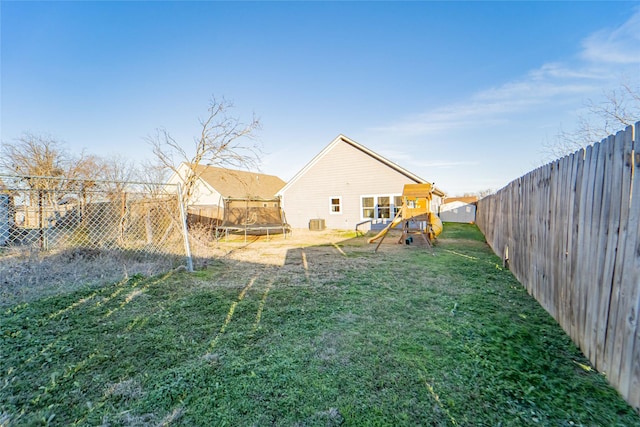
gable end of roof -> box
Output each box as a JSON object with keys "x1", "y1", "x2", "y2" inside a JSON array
[{"x1": 278, "y1": 134, "x2": 445, "y2": 196}]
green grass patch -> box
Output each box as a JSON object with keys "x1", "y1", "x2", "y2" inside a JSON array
[
  {"x1": 1, "y1": 224, "x2": 638, "y2": 426},
  {"x1": 441, "y1": 221, "x2": 487, "y2": 242}
]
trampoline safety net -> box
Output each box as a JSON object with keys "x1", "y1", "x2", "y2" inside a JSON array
[{"x1": 218, "y1": 197, "x2": 290, "y2": 240}]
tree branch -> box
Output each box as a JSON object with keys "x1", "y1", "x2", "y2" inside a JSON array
[{"x1": 147, "y1": 96, "x2": 262, "y2": 205}]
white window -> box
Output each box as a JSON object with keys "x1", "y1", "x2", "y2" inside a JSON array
[
  {"x1": 393, "y1": 196, "x2": 403, "y2": 216},
  {"x1": 330, "y1": 197, "x2": 342, "y2": 214},
  {"x1": 361, "y1": 195, "x2": 402, "y2": 220},
  {"x1": 377, "y1": 196, "x2": 390, "y2": 219},
  {"x1": 362, "y1": 196, "x2": 374, "y2": 218}
]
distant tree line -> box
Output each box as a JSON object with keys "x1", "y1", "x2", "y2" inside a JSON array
[{"x1": 0, "y1": 97, "x2": 262, "y2": 205}]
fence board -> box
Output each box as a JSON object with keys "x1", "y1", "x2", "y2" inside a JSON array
[
  {"x1": 567, "y1": 151, "x2": 582, "y2": 342},
  {"x1": 525, "y1": 170, "x2": 535, "y2": 297},
  {"x1": 576, "y1": 145, "x2": 593, "y2": 351},
  {"x1": 617, "y1": 125, "x2": 640, "y2": 409},
  {"x1": 537, "y1": 166, "x2": 548, "y2": 303},
  {"x1": 598, "y1": 131, "x2": 627, "y2": 382},
  {"x1": 557, "y1": 157, "x2": 569, "y2": 321},
  {"x1": 594, "y1": 135, "x2": 621, "y2": 371},
  {"x1": 560, "y1": 155, "x2": 575, "y2": 336},
  {"x1": 586, "y1": 141, "x2": 605, "y2": 362},
  {"x1": 558, "y1": 155, "x2": 570, "y2": 329},
  {"x1": 543, "y1": 163, "x2": 554, "y2": 313},
  {"x1": 548, "y1": 161, "x2": 559, "y2": 320}
]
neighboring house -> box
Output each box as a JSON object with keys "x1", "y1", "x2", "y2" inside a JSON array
[
  {"x1": 277, "y1": 134, "x2": 445, "y2": 231},
  {"x1": 166, "y1": 162, "x2": 286, "y2": 219},
  {"x1": 439, "y1": 196, "x2": 478, "y2": 223}
]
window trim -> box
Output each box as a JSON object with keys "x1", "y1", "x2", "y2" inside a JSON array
[
  {"x1": 376, "y1": 195, "x2": 391, "y2": 220},
  {"x1": 329, "y1": 196, "x2": 342, "y2": 215},
  {"x1": 361, "y1": 195, "x2": 375, "y2": 220}
]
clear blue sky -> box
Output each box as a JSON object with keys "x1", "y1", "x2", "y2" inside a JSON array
[{"x1": 2, "y1": 1, "x2": 639, "y2": 195}]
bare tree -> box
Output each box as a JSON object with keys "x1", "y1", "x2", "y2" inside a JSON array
[
  {"x1": 0, "y1": 133, "x2": 107, "y2": 230},
  {"x1": 147, "y1": 97, "x2": 261, "y2": 204},
  {"x1": 545, "y1": 80, "x2": 640, "y2": 158},
  {"x1": 102, "y1": 155, "x2": 134, "y2": 182},
  {"x1": 137, "y1": 158, "x2": 170, "y2": 197},
  {"x1": 0, "y1": 133, "x2": 67, "y2": 183},
  {"x1": 0, "y1": 133, "x2": 104, "y2": 185},
  {"x1": 459, "y1": 189, "x2": 494, "y2": 199},
  {"x1": 99, "y1": 154, "x2": 136, "y2": 196}
]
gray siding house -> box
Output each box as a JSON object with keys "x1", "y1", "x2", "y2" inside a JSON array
[{"x1": 277, "y1": 135, "x2": 445, "y2": 231}]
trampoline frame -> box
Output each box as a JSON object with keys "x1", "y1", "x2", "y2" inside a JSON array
[{"x1": 217, "y1": 197, "x2": 291, "y2": 242}]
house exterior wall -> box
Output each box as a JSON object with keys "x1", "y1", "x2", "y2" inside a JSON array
[
  {"x1": 280, "y1": 142, "x2": 424, "y2": 230},
  {"x1": 166, "y1": 163, "x2": 224, "y2": 206}
]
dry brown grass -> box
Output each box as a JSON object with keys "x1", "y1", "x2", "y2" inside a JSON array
[
  {"x1": 0, "y1": 228, "x2": 415, "y2": 308},
  {"x1": 0, "y1": 246, "x2": 182, "y2": 308},
  {"x1": 191, "y1": 228, "x2": 420, "y2": 265}
]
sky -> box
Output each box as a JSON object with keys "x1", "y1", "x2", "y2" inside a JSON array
[{"x1": 1, "y1": 1, "x2": 639, "y2": 196}]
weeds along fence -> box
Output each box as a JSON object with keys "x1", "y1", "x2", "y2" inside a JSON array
[
  {"x1": 0, "y1": 175, "x2": 193, "y2": 275},
  {"x1": 476, "y1": 123, "x2": 640, "y2": 412}
]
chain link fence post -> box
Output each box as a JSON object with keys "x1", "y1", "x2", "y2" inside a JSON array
[{"x1": 176, "y1": 183, "x2": 194, "y2": 272}]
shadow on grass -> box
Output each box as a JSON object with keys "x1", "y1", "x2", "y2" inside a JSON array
[
  {"x1": 1, "y1": 223, "x2": 638, "y2": 426},
  {"x1": 0, "y1": 246, "x2": 189, "y2": 309}
]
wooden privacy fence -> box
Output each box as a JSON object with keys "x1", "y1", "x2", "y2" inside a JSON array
[{"x1": 476, "y1": 123, "x2": 639, "y2": 412}]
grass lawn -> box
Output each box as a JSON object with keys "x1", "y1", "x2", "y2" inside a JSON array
[{"x1": 1, "y1": 223, "x2": 638, "y2": 426}]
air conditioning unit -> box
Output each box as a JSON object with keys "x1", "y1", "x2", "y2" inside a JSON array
[{"x1": 309, "y1": 218, "x2": 325, "y2": 231}]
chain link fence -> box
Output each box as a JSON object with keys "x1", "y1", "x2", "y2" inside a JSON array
[{"x1": 0, "y1": 175, "x2": 192, "y2": 306}]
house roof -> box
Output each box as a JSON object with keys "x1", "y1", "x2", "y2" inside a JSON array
[
  {"x1": 443, "y1": 196, "x2": 478, "y2": 205},
  {"x1": 186, "y1": 163, "x2": 286, "y2": 199},
  {"x1": 277, "y1": 134, "x2": 446, "y2": 197}
]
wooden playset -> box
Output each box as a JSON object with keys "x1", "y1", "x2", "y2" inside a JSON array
[{"x1": 367, "y1": 183, "x2": 443, "y2": 252}]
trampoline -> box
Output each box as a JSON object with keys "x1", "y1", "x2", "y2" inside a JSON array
[{"x1": 217, "y1": 197, "x2": 291, "y2": 242}]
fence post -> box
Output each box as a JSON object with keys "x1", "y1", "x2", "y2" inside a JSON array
[
  {"x1": 38, "y1": 189, "x2": 45, "y2": 250},
  {"x1": 176, "y1": 183, "x2": 193, "y2": 272},
  {"x1": 117, "y1": 191, "x2": 126, "y2": 245}
]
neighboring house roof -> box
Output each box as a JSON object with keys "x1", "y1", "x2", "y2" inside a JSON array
[
  {"x1": 443, "y1": 196, "x2": 478, "y2": 205},
  {"x1": 185, "y1": 163, "x2": 286, "y2": 199},
  {"x1": 277, "y1": 134, "x2": 446, "y2": 197}
]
